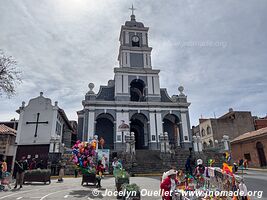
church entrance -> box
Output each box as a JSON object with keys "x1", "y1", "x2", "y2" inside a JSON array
[
  {"x1": 130, "y1": 113, "x2": 149, "y2": 149},
  {"x1": 95, "y1": 113, "x2": 115, "y2": 149},
  {"x1": 256, "y1": 142, "x2": 267, "y2": 167},
  {"x1": 163, "y1": 114, "x2": 180, "y2": 148}
]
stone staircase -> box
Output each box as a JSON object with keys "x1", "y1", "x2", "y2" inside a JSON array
[
  {"x1": 127, "y1": 149, "x2": 191, "y2": 174},
  {"x1": 130, "y1": 150, "x2": 164, "y2": 174}
]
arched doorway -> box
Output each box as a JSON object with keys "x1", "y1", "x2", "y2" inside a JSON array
[
  {"x1": 256, "y1": 142, "x2": 267, "y2": 167},
  {"x1": 209, "y1": 140, "x2": 213, "y2": 147},
  {"x1": 95, "y1": 113, "x2": 114, "y2": 149},
  {"x1": 130, "y1": 79, "x2": 146, "y2": 102},
  {"x1": 130, "y1": 113, "x2": 149, "y2": 149},
  {"x1": 203, "y1": 142, "x2": 208, "y2": 149},
  {"x1": 163, "y1": 114, "x2": 180, "y2": 147}
]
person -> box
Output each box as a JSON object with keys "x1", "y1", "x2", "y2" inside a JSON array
[
  {"x1": 160, "y1": 169, "x2": 179, "y2": 200},
  {"x1": 239, "y1": 158, "x2": 244, "y2": 168},
  {"x1": 74, "y1": 167, "x2": 78, "y2": 178},
  {"x1": 194, "y1": 159, "x2": 207, "y2": 188},
  {"x1": 233, "y1": 162, "x2": 238, "y2": 173},
  {"x1": 58, "y1": 160, "x2": 65, "y2": 182},
  {"x1": 112, "y1": 157, "x2": 122, "y2": 177},
  {"x1": 239, "y1": 179, "x2": 248, "y2": 200},
  {"x1": 99, "y1": 137, "x2": 105, "y2": 149},
  {"x1": 0, "y1": 158, "x2": 3, "y2": 184},
  {"x1": 29, "y1": 158, "x2": 37, "y2": 170},
  {"x1": 243, "y1": 159, "x2": 248, "y2": 169},
  {"x1": 14, "y1": 156, "x2": 28, "y2": 189},
  {"x1": 96, "y1": 160, "x2": 105, "y2": 188},
  {"x1": 36, "y1": 160, "x2": 45, "y2": 169},
  {"x1": 185, "y1": 155, "x2": 193, "y2": 175}
]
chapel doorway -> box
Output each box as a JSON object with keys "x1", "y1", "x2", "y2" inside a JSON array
[
  {"x1": 256, "y1": 142, "x2": 267, "y2": 167},
  {"x1": 130, "y1": 113, "x2": 148, "y2": 149},
  {"x1": 95, "y1": 113, "x2": 115, "y2": 149}
]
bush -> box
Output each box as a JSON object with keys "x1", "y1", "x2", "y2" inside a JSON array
[
  {"x1": 122, "y1": 183, "x2": 140, "y2": 192},
  {"x1": 25, "y1": 169, "x2": 51, "y2": 176}
]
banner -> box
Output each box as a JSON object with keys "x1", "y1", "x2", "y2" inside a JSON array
[{"x1": 98, "y1": 149, "x2": 110, "y2": 174}]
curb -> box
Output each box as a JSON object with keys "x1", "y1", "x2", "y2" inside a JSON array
[{"x1": 247, "y1": 168, "x2": 267, "y2": 172}]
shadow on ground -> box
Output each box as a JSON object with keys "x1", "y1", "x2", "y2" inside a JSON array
[{"x1": 68, "y1": 189, "x2": 104, "y2": 199}]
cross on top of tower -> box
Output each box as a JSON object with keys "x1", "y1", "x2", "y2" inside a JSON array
[{"x1": 129, "y1": 4, "x2": 136, "y2": 16}]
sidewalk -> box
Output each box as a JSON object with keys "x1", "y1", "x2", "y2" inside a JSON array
[{"x1": 247, "y1": 167, "x2": 267, "y2": 172}]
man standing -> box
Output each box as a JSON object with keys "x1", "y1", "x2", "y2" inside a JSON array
[{"x1": 14, "y1": 156, "x2": 28, "y2": 189}]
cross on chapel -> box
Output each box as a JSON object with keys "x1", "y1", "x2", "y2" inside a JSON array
[{"x1": 26, "y1": 112, "x2": 48, "y2": 137}]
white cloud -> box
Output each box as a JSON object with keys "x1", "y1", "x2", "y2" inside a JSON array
[{"x1": 0, "y1": 0, "x2": 267, "y2": 125}]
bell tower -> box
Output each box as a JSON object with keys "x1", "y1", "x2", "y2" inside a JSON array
[
  {"x1": 118, "y1": 5, "x2": 152, "y2": 69},
  {"x1": 114, "y1": 6, "x2": 161, "y2": 102}
]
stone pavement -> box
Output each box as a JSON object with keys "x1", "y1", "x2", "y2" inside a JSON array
[{"x1": 0, "y1": 176, "x2": 162, "y2": 200}]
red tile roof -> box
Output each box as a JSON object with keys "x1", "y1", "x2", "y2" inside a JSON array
[
  {"x1": 0, "y1": 124, "x2": 16, "y2": 136},
  {"x1": 231, "y1": 127, "x2": 267, "y2": 144}
]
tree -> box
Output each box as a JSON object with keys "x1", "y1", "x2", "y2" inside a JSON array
[{"x1": 0, "y1": 50, "x2": 22, "y2": 97}]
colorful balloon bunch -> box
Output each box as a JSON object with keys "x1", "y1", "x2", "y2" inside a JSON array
[{"x1": 72, "y1": 140, "x2": 97, "y2": 174}]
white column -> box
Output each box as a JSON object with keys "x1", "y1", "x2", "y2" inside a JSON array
[
  {"x1": 177, "y1": 126, "x2": 180, "y2": 147},
  {"x1": 87, "y1": 111, "x2": 95, "y2": 141},
  {"x1": 181, "y1": 112, "x2": 189, "y2": 142},
  {"x1": 156, "y1": 113, "x2": 163, "y2": 142},
  {"x1": 115, "y1": 74, "x2": 123, "y2": 94},
  {"x1": 147, "y1": 76, "x2": 153, "y2": 95},
  {"x1": 51, "y1": 109, "x2": 58, "y2": 137},
  {"x1": 125, "y1": 31, "x2": 129, "y2": 44},
  {"x1": 15, "y1": 109, "x2": 25, "y2": 145},
  {"x1": 197, "y1": 136, "x2": 202, "y2": 152},
  {"x1": 153, "y1": 76, "x2": 160, "y2": 95},
  {"x1": 193, "y1": 136, "x2": 198, "y2": 152},
  {"x1": 149, "y1": 112, "x2": 156, "y2": 142},
  {"x1": 123, "y1": 74, "x2": 128, "y2": 93},
  {"x1": 142, "y1": 32, "x2": 147, "y2": 45}
]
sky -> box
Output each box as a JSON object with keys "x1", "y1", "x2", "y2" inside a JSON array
[{"x1": 0, "y1": 0, "x2": 267, "y2": 126}]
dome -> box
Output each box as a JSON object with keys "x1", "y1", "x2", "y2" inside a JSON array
[{"x1": 125, "y1": 15, "x2": 144, "y2": 28}]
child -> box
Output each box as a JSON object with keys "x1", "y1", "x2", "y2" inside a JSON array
[{"x1": 96, "y1": 160, "x2": 105, "y2": 188}]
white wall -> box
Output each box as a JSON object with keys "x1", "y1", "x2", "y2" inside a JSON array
[{"x1": 16, "y1": 96, "x2": 55, "y2": 145}]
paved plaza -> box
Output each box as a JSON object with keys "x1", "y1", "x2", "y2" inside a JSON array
[
  {"x1": 0, "y1": 176, "x2": 161, "y2": 200},
  {"x1": 0, "y1": 170, "x2": 266, "y2": 200}
]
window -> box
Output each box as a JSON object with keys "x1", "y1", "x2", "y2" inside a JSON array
[
  {"x1": 244, "y1": 153, "x2": 251, "y2": 161},
  {"x1": 56, "y1": 121, "x2": 61, "y2": 135},
  {"x1": 130, "y1": 79, "x2": 146, "y2": 102},
  {"x1": 201, "y1": 129, "x2": 205, "y2": 137},
  {"x1": 207, "y1": 126, "x2": 211, "y2": 135}
]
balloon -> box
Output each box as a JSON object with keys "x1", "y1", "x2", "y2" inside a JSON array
[{"x1": 71, "y1": 140, "x2": 98, "y2": 175}]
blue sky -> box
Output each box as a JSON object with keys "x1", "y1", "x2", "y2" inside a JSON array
[{"x1": 0, "y1": 0, "x2": 267, "y2": 125}]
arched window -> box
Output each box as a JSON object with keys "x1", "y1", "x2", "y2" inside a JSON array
[
  {"x1": 130, "y1": 79, "x2": 146, "y2": 102},
  {"x1": 207, "y1": 126, "x2": 211, "y2": 135},
  {"x1": 201, "y1": 129, "x2": 205, "y2": 137}
]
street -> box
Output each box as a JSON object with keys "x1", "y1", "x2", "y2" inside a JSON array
[{"x1": 0, "y1": 170, "x2": 266, "y2": 200}]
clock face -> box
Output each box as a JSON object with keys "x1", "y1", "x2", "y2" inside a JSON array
[{"x1": 132, "y1": 35, "x2": 139, "y2": 43}]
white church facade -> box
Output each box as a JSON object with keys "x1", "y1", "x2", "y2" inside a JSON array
[
  {"x1": 15, "y1": 92, "x2": 74, "y2": 167},
  {"x1": 77, "y1": 12, "x2": 192, "y2": 151}
]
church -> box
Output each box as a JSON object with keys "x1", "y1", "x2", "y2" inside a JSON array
[
  {"x1": 15, "y1": 92, "x2": 75, "y2": 168},
  {"x1": 77, "y1": 10, "x2": 192, "y2": 151}
]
